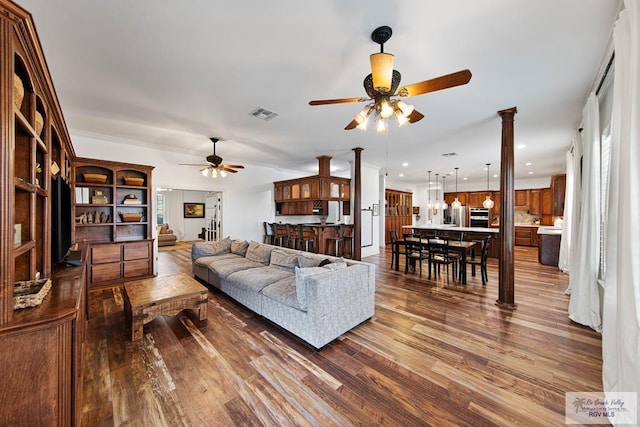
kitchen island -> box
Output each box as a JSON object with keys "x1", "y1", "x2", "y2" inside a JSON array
[{"x1": 537, "y1": 226, "x2": 562, "y2": 266}]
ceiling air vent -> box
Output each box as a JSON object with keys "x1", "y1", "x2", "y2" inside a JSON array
[
  {"x1": 249, "y1": 107, "x2": 279, "y2": 121},
  {"x1": 441, "y1": 152, "x2": 458, "y2": 157}
]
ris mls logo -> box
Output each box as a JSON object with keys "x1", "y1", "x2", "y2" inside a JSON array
[{"x1": 566, "y1": 392, "x2": 637, "y2": 424}]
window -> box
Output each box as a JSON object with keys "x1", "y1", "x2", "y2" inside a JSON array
[{"x1": 156, "y1": 192, "x2": 165, "y2": 225}]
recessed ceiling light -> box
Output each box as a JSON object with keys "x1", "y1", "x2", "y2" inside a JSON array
[
  {"x1": 402, "y1": 162, "x2": 408, "y2": 167},
  {"x1": 517, "y1": 144, "x2": 527, "y2": 149},
  {"x1": 463, "y1": 177, "x2": 468, "y2": 181},
  {"x1": 528, "y1": 171, "x2": 534, "y2": 175},
  {"x1": 525, "y1": 162, "x2": 532, "y2": 166},
  {"x1": 493, "y1": 174, "x2": 498, "y2": 178},
  {"x1": 399, "y1": 173, "x2": 404, "y2": 177}
]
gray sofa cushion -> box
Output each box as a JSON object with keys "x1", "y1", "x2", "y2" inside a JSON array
[
  {"x1": 261, "y1": 276, "x2": 302, "y2": 311},
  {"x1": 231, "y1": 240, "x2": 249, "y2": 256},
  {"x1": 270, "y1": 249, "x2": 299, "y2": 271},
  {"x1": 245, "y1": 241, "x2": 273, "y2": 265},
  {"x1": 191, "y1": 237, "x2": 231, "y2": 260},
  {"x1": 207, "y1": 256, "x2": 263, "y2": 279},
  {"x1": 297, "y1": 252, "x2": 325, "y2": 268},
  {"x1": 227, "y1": 266, "x2": 292, "y2": 293}
]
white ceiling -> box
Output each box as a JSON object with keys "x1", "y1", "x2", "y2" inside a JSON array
[{"x1": 19, "y1": 0, "x2": 620, "y2": 186}]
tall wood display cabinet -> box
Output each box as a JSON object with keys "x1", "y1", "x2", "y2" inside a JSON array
[{"x1": 0, "y1": 1, "x2": 86, "y2": 425}]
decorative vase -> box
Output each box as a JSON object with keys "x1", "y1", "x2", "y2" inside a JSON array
[{"x1": 35, "y1": 111, "x2": 44, "y2": 136}]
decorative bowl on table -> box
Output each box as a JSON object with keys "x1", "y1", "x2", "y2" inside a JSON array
[
  {"x1": 119, "y1": 212, "x2": 143, "y2": 222},
  {"x1": 124, "y1": 177, "x2": 144, "y2": 186},
  {"x1": 84, "y1": 173, "x2": 108, "y2": 184}
]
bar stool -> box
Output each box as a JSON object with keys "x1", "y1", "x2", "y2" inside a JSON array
[
  {"x1": 297, "y1": 224, "x2": 317, "y2": 253},
  {"x1": 263, "y1": 221, "x2": 274, "y2": 244},
  {"x1": 272, "y1": 223, "x2": 287, "y2": 247},
  {"x1": 325, "y1": 224, "x2": 346, "y2": 257},
  {"x1": 286, "y1": 223, "x2": 299, "y2": 249},
  {"x1": 343, "y1": 224, "x2": 354, "y2": 258}
]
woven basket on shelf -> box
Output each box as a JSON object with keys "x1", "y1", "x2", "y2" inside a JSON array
[{"x1": 13, "y1": 74, "x2": 24, "y2": 110}]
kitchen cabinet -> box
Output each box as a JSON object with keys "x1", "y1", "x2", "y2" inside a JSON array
[
  {"x1": 515, "y1": 190, "x2": 530, "y2": 209},
  {"x1": 529, "y1": 189, "x2": 541, "y2": 215},
  {"x1": 385, "y1": 188, "x2": 412, "y2": 244},
  {"x1": 445, "y1": 191, "x2": 467, "y2": 206},
  {"x1": 541, "y1": 188, "x2": 553, "y2": 225},
  {"x1": 515, "y1": 226, "x2": 539, "y2": 247},
  {"x1": 551, "y1": 174, "x2": 566, "y2": 216},
  {"x1": 274, "y1": 175, "x2": 350, "y2": 216},
  {"x1": 468, "y1": 191, "x2": 490, "y2": 208}
]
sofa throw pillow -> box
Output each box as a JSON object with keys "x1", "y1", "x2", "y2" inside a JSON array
[
  {"x1": 191, "y1": 237, "x2": 231, "y2": 260},
  {"x1": 318, "y1": 258, "x2": 332, "y2": 267},
  {"x1": 245, "y1": 241, "x2": 273, "y2": 265},
  {"x1": 297, "y1": 253, "x2": 324, "y2": 268},
  {"x1": 322, "y1": 260, "x2": 348, "y2": 271},
  {"x1": 231, "y1": 240, "x2": 249, "y2": 256},
  {"x1": 294, "y1": 266, "x2": 328, "y2": 309},
  {"x1": 159, "y1": 224, "x2": 169, "y2": 234},
  {"x1": 270, "y1": 249, "x2": 299, "y2": 271}
]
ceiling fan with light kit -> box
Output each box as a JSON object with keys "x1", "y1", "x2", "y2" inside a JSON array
[
  {"x1": 309, "y1": 26, "x2": 472, "y2": 132},
  {"x1": 180, "y1": 137, "x2": 244, "y2": 178}
]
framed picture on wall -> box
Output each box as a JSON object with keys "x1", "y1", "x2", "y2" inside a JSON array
[{"x1": 184, "y1": 202, "x2": 205, "y2": 218}]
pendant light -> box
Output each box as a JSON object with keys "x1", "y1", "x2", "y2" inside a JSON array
[
  {"x1": 441, "y1": 175, "x2": 448, "y2": 210},
  {"x1": 483, "y1": 163, "x2": 495, "y2": 209},
  {"x1": 426, "y1": 170, "x2": 433, "y2": 209},
  {"x1": 451, "y1": 167, "x2": 462, "y2": 209},
  {"x1": 433, "y1": 173, "x2": 441, "y2": 209}
]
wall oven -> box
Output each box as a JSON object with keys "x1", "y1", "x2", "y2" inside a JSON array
[{"x1": 469, "y1": 207, "x2": 490, "y2": 228}]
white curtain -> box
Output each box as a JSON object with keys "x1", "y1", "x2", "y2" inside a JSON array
[
  {"x1": 603, "y1": 0, "x2": 640, "y2": 416},
  {"x1": 568, "y1": 93, "x2": 602, "y2": 331},
  {"x1": 559, "y1": 133, "x2": 579, "y2": 274},
  {"x1": 164, "y1": 190, "x2": 185, "y2": 241}
]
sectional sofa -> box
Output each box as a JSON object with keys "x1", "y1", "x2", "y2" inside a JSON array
[{"x1": 191, "y1": 238, "x2": 375, "y2": 349}]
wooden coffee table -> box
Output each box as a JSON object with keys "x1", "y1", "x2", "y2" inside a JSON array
[{"x1": 123, "y1": 273, "x2": 208, "y2": 341}]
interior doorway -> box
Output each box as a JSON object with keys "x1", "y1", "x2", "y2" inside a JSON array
[{"x1": 156, "y1": 189, "x2": 223, "y2": 241}]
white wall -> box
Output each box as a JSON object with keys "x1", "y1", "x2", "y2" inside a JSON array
[{"x1": 358, "y1": 163, "x2": 381, "y2": 258}]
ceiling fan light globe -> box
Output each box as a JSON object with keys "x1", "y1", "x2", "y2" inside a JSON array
[
  {"x1": 201, "y1": 169, "x2": 208, "y2": 177},
  {"x1": 370, "y1": 52, "x2": 394, "y2": 92},
  {"x1": 211, "y1": 168, "x2": 218, "y2": 178},
  {"x1": 379, "y1": 99, "x2": 393, "y2": 119},
  {"x1": 376, "y1": 118, "x2": 387, "y2": 133},
  {"x1": 396, "y1": 100, "x2": 414, "y2": 117},
  {"x1": 220, "y1": 170, "x2": 227, "y2": 178},
  {"x1": 395, "y1": 109, "x2": 409, "y2": 126}
]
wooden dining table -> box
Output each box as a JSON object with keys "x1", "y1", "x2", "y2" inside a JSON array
[{"x1": 394, "y1": 237, "x2": 477, "y2": 284}]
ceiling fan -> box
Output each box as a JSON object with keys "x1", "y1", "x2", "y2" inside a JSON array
[
  {"x1": 309, "y1": 26, "x2": 472, "y2": 132},
  {"x1": 180, "y1": 138, "x2": 244, "y2": 178}
]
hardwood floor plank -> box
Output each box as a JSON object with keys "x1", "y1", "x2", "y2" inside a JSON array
[{"x1": 82, "y1": 245, "x2": 605, "y2": 426}]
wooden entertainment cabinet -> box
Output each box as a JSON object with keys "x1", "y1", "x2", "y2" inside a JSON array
[{"x1": 0, "y1": 1, "x2": 85, "y2": 425}]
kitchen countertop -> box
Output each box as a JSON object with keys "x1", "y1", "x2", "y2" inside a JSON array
[{"x1": 537, "y1": 226, "x2": 563, "y2": 235}]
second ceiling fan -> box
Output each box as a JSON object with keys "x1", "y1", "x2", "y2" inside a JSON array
[
  {"x1": 309, "y1": 26, "x2": 472, "y2": 132},
  {"x1": 180, "y1": 138, "x2": 244, "y2": 178}
]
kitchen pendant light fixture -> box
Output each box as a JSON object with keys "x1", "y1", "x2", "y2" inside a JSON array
[
  {"x1": 434, "y1": 173, "x2": 441, "y2": 209},
  {"x1": 441, "y1": 175, "x2": 448, "y2": 210},
  {"x1": 483, "y1": 163, "x2": 495, "y2": 209},
  {"x1": 426, "y1": 170, "x2": 433, "y2": 209},
  {"x1": 451, "y1": 167, "x2": 462, "y2": 209}
]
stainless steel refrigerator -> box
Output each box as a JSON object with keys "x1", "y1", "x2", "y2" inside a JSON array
[{"x1": 445, "y1": 206, "x2": 467, "y2": 227}]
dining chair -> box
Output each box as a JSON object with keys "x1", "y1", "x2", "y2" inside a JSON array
[
  {"x1": 404, "y1": 237, "x2": 429, "y2": 278},
  {"x1": 466, "y1": 235, "x2": 491, "y2": 285},
  {"x1": 427, "y1": 239, "x2": 457, "y2": 283},
  {"x1": 389, "y1": 229, "x2": 406, "y2": 269}
]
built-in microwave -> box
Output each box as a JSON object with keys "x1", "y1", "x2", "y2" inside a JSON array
[{"x1": 469, "y1": 207, "x2": 490, "y2": 228}]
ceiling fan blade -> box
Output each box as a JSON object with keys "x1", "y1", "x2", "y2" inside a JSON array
[
  {"x1": 407, "y1": 109, "x2": 425, "y2": 123},
  {"x1": 180, "y1": 163, "x2": 209, "y2": 166},
  {"x1": 219, "y1": 166, "x2": 238, "y2": 173},
  {"x1": 344, "y1": 119, "x2": 358, "y2": 130},
  {"x1": 397, "y1": 69, "x2": 472, "y2": 98},
  {"x1": 221, "y1": 164, "x2": 244, "y2": 169},
  {"x1": 309, "y1": 97, "x2": 368, "y2": 106}
]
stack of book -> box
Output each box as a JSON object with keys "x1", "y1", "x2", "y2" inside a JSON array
[{"x1": 123, "y1": 194, "x2": 141, "y2": 205}]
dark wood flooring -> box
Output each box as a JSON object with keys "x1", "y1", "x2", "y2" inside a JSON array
[{"x1": 82, "y1": 246, "x2": 603, "y2": 426}]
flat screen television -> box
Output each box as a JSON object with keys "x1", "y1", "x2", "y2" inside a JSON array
[{"x1": 51, "y1": 175, "x2": 73, "y2": 264}]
